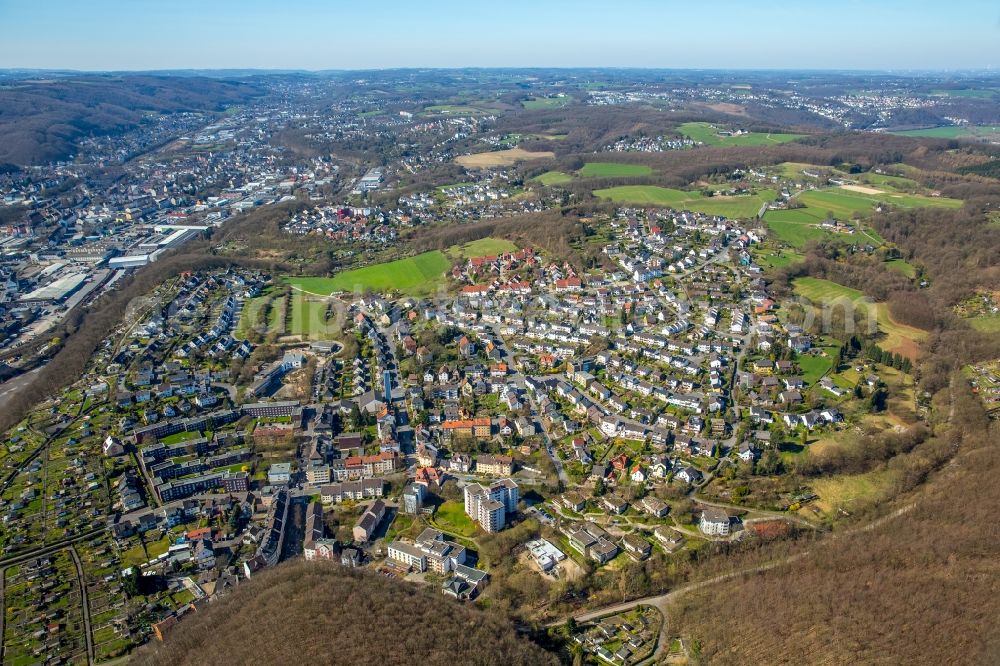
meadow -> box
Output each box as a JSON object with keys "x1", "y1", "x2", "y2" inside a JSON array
[
  {"x1": 761, "y1": 208, "x2": 831, "y2": 247},
  {"x1": 752, "y1": 248, "x2": 804, "y2": 269},
  {"x1": 521, "y1": 95, "x2": 571, "y2": 109},
  {"x1": 444, "y1": 237, "x2": 518, "y2": 260},
  {"x1": 796, "y1": 187, "x2": 962, "y2": 219},
  {"x1": 593, "y1": 185, "x2": 776, "y2": 218},
  {"x1": 890, "y1": 125, "x2": 1000, "y2": 140},
  {"x1": 885, "y1": 259, "x2": 917, "y2": 278},
  {"x1": 969, "y1": 316, "x2": 1000, "y2": 333},
  {"x1": 578, "y1": 162, "x2": 653, "y2": 178},
  {"x1": 421, "y1": 103, "x2": 496, "y2": 116},
  {"x1": 678, "y1": 122, "x2": 804, "y2": 146},
  {"x1": 287, "y1": 251, "x2": 451, "y2": 296},
  {"x1": 793, "y1": 278, "x2": 926, "y2": 359},
  {"x1": 533, "y1": 171, "x2": 573, "y2": 186}
]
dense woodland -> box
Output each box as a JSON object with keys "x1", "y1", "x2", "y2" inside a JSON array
[
  {"x1": 134, "y1": 560, "x2": 558, "y2": 666},
  {"x1": 670, "y1": 382, "x2": 1000, "y2": 665}
]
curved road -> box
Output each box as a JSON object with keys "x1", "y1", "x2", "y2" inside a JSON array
[{"x1": 549, "y1": 501, "x2": 916, "y2": 662}]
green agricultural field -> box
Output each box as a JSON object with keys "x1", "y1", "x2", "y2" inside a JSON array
[
  {"x1": 422, "y1": 104, "x2": 493, "y2": 116},
  {"x1": 891, "y1": 125, "x2": 1000, "y2": 139},
  {"x1": 762, "y1": 208, "x2": 830, "y2": 247},
  {"x1": 594, "y1": 185, "x2": 776, "y2": 219},
  {"x1": 578, "y1": 162, "x2": 653, "y2": 178},
  {"x1": 794, "y1": 277, "x2": 864, "y2": 304},
  {"x1": 796, "y1": 187, "x2": 961, "y2": 220},
  {"x1": 522, "y1": 95, "x2": 571, "y2": 109},
  {"x1": 445, "y1": 237, "x2": 518, "y2": 260},
  {"x1": 678, "y1": 122, "x2": 804, "y2": 146},
  {"x1": 861, "y1": 172, "x2": 920, "y2": 189},
  {"x1": 796, "y1": 189, "x2": 880, "y2": 218},
  {"x1": 773, "y1": 162, "x2": 838, "y2": 180},
  {"x1": 594, "y1": 185, "x2": 690, "y2": 207},
  {"x1": 929, "y1": 88, "x2": 999, "y2": 99},
  {"x1": 534, "y1": 170, "x2": 573, "y2": 186},
  {"x1": 287, "y1": 251, "x2": 450, "y2": 296}
]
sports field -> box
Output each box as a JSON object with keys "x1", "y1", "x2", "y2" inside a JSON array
[
  {"x1": 289, "y1": 298, "x2": 336, "y2": 339},
  {"x1": 578, "y1": 162, "x2": 653, "y2": 178},
  {"x1": 287, "y1": 251, "x2": 451, "y2": 296},
  {"x1": 455, "y1": 147, "x2": 554, "y2": 168},
  {"x1": 678, "y1": 122, "x2": 804, "y2": 146},
  {"x1": 534, "y1": 171, "x2": 572, "y2": 186},
  {"x1": 594, "y1": 185, "x2": 776, "y2": 219}
]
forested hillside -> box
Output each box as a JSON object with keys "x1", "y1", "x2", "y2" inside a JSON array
[
  {"x1": 0, "y1": 75, "x2": 262, "y2": 164},
  {"x1": 134, "y1": 561, "x2": 558, "y2": 666}
]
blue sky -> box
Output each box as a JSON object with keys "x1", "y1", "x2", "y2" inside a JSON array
[{"x1": 0, "y1": 0, "x2": 997, "y2": 71}]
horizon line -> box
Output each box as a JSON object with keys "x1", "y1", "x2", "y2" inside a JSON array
[{"x1": 0, "y1": 66, "x2": 996, "y2": 76}]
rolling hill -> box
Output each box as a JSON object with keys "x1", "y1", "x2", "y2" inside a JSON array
[
  {"x1": 0, "y1": 74, "x2": 263, "y2": 164},
  {"x1": 133, "y1": 560, "x2": 558, "y2": 666}
]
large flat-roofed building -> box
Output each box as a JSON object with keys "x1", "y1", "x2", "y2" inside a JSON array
[
  {"x1": 18, "y1": 272, "x2": 88, "y2": 304},
  {"x1": 109, "y1": 254, "x2": 153, "y2": 269}
]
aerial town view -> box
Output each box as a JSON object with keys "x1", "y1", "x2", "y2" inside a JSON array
[{"x1": 0, "y1": 2, "x2": 999, "y2": 665}]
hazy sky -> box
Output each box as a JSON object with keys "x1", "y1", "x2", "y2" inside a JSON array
[{"x1": 1, "y1": 0, "x2": 997, "y2": 71}]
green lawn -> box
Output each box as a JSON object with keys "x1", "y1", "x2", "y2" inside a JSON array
[
  {"x1": 762, "y1": 208, "x2": 832, "y2": 247},
  {"x1": 798, "y1": 348, "x2": 838, "y2": 384},
  {"x1": 793, "y1": 277, "x2": 864, "y2": 304},
  {"x1": 446, "y1": 237, "x2": 518, "y2": 260},
  {"x1": 289, "y1": 298, "x2": 333, "y2": 339},
  {"x1": 578, "y1": 162, "x2": 653, "y2": 178},
  {"x1": 861, "y1": 172, "x2": 920, "y2": 189},
  {"x1": 678, "y1": 122, "x2": 804, "y2": 146},
  {"x1": 522, "y1": 96, "x2": 571, "y2": 109},
  {"x1": 594, "y1": 185, "x2": 776, "y2": 219},
  {"x1": 890, "y1": 125, "x2": 1000, "y2": 139},
  {"x1": 792, "y1": 278, "x2": 924, "y2": 357},
  {"x1": 159, "y1": 430, "x2": 204, "y2": 445},
  {"x1": 235, "y1": 296, "x2": 265, "y2": 338},
  {"x1": 534, "y1": 171, "x2": 573, "y2": 186},
  {"x1": 286, "y1": 251, "x2": 450, "y2": 296},
  {"x1": 969, "y1": 316, "x2": 1000, "y2": 333},
  {"x1": 754, "y1": 248, "x2": 804, "y2": 269},
  {"x1": 434, "y1": 500, "x2": 478, "y2": 537},
  {"x1": 796, "y1": 188, "x2": 962, "y2": 219},
  {"x1": 885, "y1": 259, "x2": 917, "y2": 278},
  {"x1": 423, "y1": 104, "x2": 493, "y2": 116}
]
